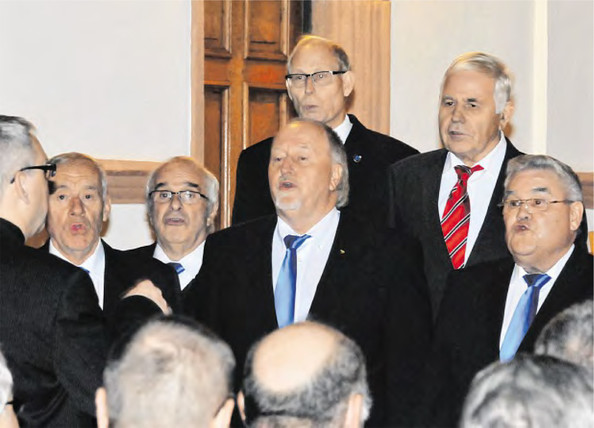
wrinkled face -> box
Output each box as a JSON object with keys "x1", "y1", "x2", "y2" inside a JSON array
[
  {"x1": 150, "y1": 161, "x2": 213, "y2": 256},
  {"x1": 286, "y1": 42, "x2": 354, "y2": 129},
  {"x1": 29, "y1": 138, "x2": 50, "y2": 236},
  {"x1": 503, "y1": 169, "x2": 582, "y2": 272},
  {"x1": 439, "y1": 70, "x2": 511, "y2": 166},
  {"x1": 47, "y1": 160, "x2": 110, "y2": 264},
  {"x1": 269, "y1": 122, "x2": 342, "y2": 224}
]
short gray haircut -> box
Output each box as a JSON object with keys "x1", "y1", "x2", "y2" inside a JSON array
[
  {"x1": 443, "y1": 52, "x2": 512, "y2": 113},
  {"x1": 0, "y1": 115, "x2": 37, "y2": 197},
  {"x1": 461, "y1": 354, "x2": 594, "y2": 428},
  {"x1": 504, "y1": 154, "x2": 583, "y2": 203},
  {"x1": 242, "y1": 327, "x2": 371, "y2": 427},
  {"x1": 287, "y1": 35, "x2": 351, "y2": 73},
  {"x1": 146, "y1": 157, "x2": 219, "y2": 233},
  {"x1": 0, "y1": 348, "x2": 13, "y2": 415},
  {"x1": 47, "y1": 152, "x2": 108, "y2": 201},
  {"x1": 103, "y1": 317, "x2": 235, "y2": 428},
  {"x1": 535, "y1": 300, "x2": 593, "y2": 371}
]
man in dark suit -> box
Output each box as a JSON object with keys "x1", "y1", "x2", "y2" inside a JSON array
[
  {"x1": 232, "y1": 35, "x2": 418, "y2": 227},
  {"x1": 127, "y1": 157, "x2": 219, "y2": 293},
  {"x1": 0, "y1": 116, "x2": 168, "y2": 426},
  {"x1": 424, "y1": 154, "x2": 593, "y2": 427},
  {"x1": 186, "y1": 119, "x2": 432, "y2": 426},
  {"x1": 44, "y1": 152, "x2": 181, "y2": 317},
  {"x1": 389, "y1": 52, "x2": 522, "y2": 315}
]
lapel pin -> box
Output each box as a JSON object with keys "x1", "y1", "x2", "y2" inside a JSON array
[
  {"x1": 339, "y1": 249, "x2": 346, "y2": 255},
  {"x1": 353, "y1": 154, "x2": 362, "y2": 163}
]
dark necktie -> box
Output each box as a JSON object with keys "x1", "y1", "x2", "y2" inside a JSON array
[
  {"x1": 441, "y1": 164, "x2": 483, "y2": 269},
  {"x1": 168, "y1": 262, "x2": 185, "y2": 275},
  {"x1": 500, "y1": 273, "x2": 551, "y2": 362},
  {"x1": 274, "y1": 234, "x2": 310, "y2": 328}
]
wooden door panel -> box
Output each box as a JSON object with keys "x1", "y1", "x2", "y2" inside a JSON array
[
  {"x1": 204, "y1": 0, "x2": 230, "y2": 56},
  {"x1": 247, "y1": 88, "x2": 288, "y2": 146},
  {"x1": 245, "y1": 0, "x2": 288, "y2": 60}
]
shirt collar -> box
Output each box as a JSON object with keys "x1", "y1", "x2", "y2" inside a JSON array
[
  {"x1": 333, "y1": 115, "x2": 352, "y2": 144},
  {"x1": 515, "y1": 244, "x2": 575, "y2": 280},
  {"x1": 444, "y1": 132, "x2": 507, "y2": 178},
  {"x1": 153, "y1": 241, "x2": 205, "y2": 267},
  {"x1": 276, "y1": 207, "x2": 340, "y2": 244},
  {"x1": 49, "y1": 238, "x2": 105, "y2": 274}
]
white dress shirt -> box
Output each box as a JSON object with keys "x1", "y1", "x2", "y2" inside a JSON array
[
  {"x1": 49, "y1": 239, "x2": 106, "y2": 309},
  {"x1": 499, "y1": 245, "x2": 575, "y2": 347},
  {"x1": 272, "y1": 208, "x2": 340, "y2": 322},
  {"x1": 438, "y1": 132, "x2": 507, "y2": 264},
  {"x1": 333, "y1": 115, "x2": 353, "y2": 144},
  {"x1": 153, "y1": 242, "x2": 204, "y2": 291}
]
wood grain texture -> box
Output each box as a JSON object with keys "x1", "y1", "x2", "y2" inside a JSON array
[{"x1": 97, "y1": 159, "x2": 159, "y2": 204}]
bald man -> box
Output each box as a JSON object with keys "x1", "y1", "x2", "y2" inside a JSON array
[{"x1": 239, "y1": 322, "x2": 370, "y2": 428}]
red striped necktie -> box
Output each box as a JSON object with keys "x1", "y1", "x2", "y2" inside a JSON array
[{"x1": 441, "y1": 164, "x2": 483, "y2": 269}]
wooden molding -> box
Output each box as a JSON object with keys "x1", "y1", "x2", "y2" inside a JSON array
[
  {"x1": 577, "y1": 172, "x2": 593, "y2": 209},
  {"x1": 97, "y1": 159, "x2": 160, "y2": 204}
]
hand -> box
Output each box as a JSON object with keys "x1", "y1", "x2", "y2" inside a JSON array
[{"x1": 124, "y1": 279, "x2": 171, "y2": 314}]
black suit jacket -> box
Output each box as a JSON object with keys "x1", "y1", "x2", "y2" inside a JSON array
[
  {"x1": 232, "y1": 114, "x2": 419, "y2": 227},
  {"x1": 423, "y1": 249, "x2": 594, "y2": 427},
  {"x1": 184, "y1": 212, "x2": 433, "y2": 426},
  {"x1": 388, "y1": 138, "x2": 523, "y2": 315},
  {"x1": 0, "y1": 219, "x2": 107, "y2": 427}
]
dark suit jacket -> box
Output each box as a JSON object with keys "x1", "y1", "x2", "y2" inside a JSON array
[
  {"x1": 423, "y1": 249, "x2": 594, "y2": 427},
  {"x1": 0, "y1": 219, "x2": 107, "y2": 427},
  {"x1": 184, "y1": 212, "x2": 433, "y2": 427},
  {"x1": 232, "y1": 114, "x2": 419, "y2": 227},
  {"x1": 388, "y1": 138, "x2": 523, "y2": 315}
]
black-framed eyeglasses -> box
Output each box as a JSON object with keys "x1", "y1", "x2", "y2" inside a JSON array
[
  {"x1": 285, "y1": 70, "x2": 347, "y2": 88},
  {"x1": 498, "y1": 198, "x2": 575, "y2": 212},
  {"x1": 10, "y1": 163, "x2": 56, "y2": 184},
  {"x1": 149, "y1": 189, "x2": 209, "y2": 204}
]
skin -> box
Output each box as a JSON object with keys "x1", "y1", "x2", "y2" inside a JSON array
[
  {"x1": 439, "y1": 69, "x2": 513, "y2": 166},
  {"x1": 47, "y1": 159, "x2": 110, "y2": 265},
  {"x1": 503, "y1": 169, "x2": 583, "y2": 273},
  {"x1": 27, "y1": 138, "x2": 51, "y2": 237},
  {"x1": 150, "y1": 160, "x2": 215, "y2": 261},
  {"x1": 268, "y1": 121, "x2": 342, "y2": 234},
  {"x1": 286, "y1": 40, "x2": 355, "y2": 129}
]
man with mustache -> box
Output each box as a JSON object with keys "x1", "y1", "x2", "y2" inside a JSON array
[
  {"x1": 388, "y1": 52, "x2": 522, "y2": 316},
  {"x1": 44, "y1": 152, "x2": 181, "y2": 320}
]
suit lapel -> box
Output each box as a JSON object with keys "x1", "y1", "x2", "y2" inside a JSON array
[{"x1": 425, "y1": 150, "x2": 451, "y2": 264}]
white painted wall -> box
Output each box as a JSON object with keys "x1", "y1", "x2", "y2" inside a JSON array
[{"x1": 0, "y1": 0, "x2": 191, "y2": 249}]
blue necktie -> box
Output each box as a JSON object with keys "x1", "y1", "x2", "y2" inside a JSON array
[
  {"x1": 275, "y1": 234, "x2": 310, "y2": 328},
  {"x1": 168, "y1": 262, "x2": 185, "y2": 275},
  {"x1": 500, "y1": 273, "x2": 551, "y2": 362}
]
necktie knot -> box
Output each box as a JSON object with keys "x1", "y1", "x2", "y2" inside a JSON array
[
  {"x1": 523, "y1": 273, "x2": 551, "y2": 289},
  {"x1": 284, "y1": 234, "x2": 310, "y2": 251},
  {"x1": 454, "y1": 164, "x2": 483, "y2": 185},
  {"x1": 168, "y1": 262, "x2": 185, "y2": 274}
]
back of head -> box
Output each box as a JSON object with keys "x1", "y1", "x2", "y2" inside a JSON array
[
  {"x1": 242, "y1": 321, "x2": 371, "y2": 427},
  {"x1": 0, "y1": 116, "x2": 36, "y2": 200},
  {"x1": 461, "y1": 354, "x2": 594, "y2": 428},
  {"x1": 535, "y1": 300, "x2": 594, "y2": 370},
  {"x1": 103, "y1": 317, "x2": 235, "y2": 428}
]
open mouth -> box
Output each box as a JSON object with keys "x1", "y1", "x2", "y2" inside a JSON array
[
  {"x1": 165, "y1": 217, "x2": 185, "y2": 225},
  {"x1": 280, "y1": 181, "x2": 295, "y2": 190},
  {"x1": 70, "y1": 223, "x2": 86, "y2": 232}
]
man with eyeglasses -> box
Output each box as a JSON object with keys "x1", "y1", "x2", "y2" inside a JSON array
[
  {"x1": 43, "y1": 152, "x2": 181, "y2": 324},
  {"x1": 0, "y1": 116, "x2": 169, "y2": 426},
  {"x1": 232, "y1": 34, "x2": 418, "y2": 227},
  {"x1": 421, "y1": 154, "x2": 593, "y2": 427},
  {"x1": 129, "y1": 156, "x2": 219, "y2": 293}
]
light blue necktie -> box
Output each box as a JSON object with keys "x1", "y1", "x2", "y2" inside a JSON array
[
  {"x1": 500, "y1": 273, "x2": 551, "y2": 362},
  {"x1": 168, "y1": 262, "x2": 185, "y2": 275},
  {"x1": 275, "y1": 234, "x2": 310, "y2": 328}
]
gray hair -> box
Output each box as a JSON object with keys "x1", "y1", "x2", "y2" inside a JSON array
[
  {"x1": 104, "y1": 317, "x2": 235, "y2": 428},
  {"x1": 443, "y1": 52, "x2": 512, "y2": 113},
  {"x1": 535, "y1": 300, "x2": 593, "y2": 371},
  {"x1": 243, "y1": 328, "x2": 371, "y2": 427},
  {"x1": 47, "y1": 152, "x2": 108, "y2": 201},
  {"x1": 461, "y1": 354, "x2": 594, "y2": 428},
  {"x1": 146, "y1": 157, "x2": 220, "y2": 234},
  {"x1": 0, "y1": 115, "x2": 37, "y2": 198},
  {"x1": 0, "y1": 348, "x2": 13, "y2": 415},
  {"x1": 504, "y1": 154, "x2": 583, "y2": 202},
  {"x1": 287, "y1": 35, "x2": 351, "y2": 73}
]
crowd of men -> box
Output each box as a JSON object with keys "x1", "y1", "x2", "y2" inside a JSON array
[{"x1": 0, "y1": 34, "x2": 592, "y2": 427}]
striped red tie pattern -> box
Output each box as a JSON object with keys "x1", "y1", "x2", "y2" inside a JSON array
[{"x1": 441, "y1": 164, "x2": 483, "y2": 269}]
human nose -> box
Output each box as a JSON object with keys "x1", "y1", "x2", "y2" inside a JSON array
[
  {"x1": 69, "y1": 197, "x2": 84, "y2": 215},
  {"x1": 169, "y1": 192, "x2": 183, "y2": 210},
  {"x1": 304, "y1": 75, "x2": 315, "y2": 94},
  {"x1": 451, "y1": 104, "x2": 464, "y2": 123},
  {"x1": 515, "y1": 200, "x2": 532, "y2": 219},
  {"x1": 279, "y1": 157, "x2": 294, "y2": 175}
]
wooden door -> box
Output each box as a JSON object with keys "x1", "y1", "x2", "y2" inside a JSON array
[{"x1": 203, "y1": 0, "x2": 305, "y2": 229}]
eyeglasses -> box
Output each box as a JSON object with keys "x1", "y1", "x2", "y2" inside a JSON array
[
  {"x1": 10, "y1": 163, "x2": 56, "y2": 184},
  {"x1": 498, "y1": 198, "x2": 574, "y2": 212},
  {"x1": 285, "y1": 70, "x2": 347, "y2": 88},
  {"x1": 149, "y1": 189, "x2": 209, "y2": 204}
]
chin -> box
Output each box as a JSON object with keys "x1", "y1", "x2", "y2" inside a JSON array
[{"x1": 274, "y1": 197, "x2": 301, "y2": 212}]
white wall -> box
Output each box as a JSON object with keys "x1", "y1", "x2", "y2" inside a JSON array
[{"x1": 0, "y1": 0, "x2": 191, "y2": 249}]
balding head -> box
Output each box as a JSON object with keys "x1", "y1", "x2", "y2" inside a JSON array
[{"x1": 241, "y1": 322, "x2": 370, "y2": 428}]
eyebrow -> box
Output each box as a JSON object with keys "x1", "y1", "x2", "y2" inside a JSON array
[
  {"x1": 154, "y1": 181, "x2": 200, "y2": 190},
  {"x1": 504, "y1": 186, "x2": 551, "y2": 197}
]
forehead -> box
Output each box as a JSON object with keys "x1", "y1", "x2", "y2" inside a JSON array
[
  {"x1": 290, "y1": 42, "x2": 338, "y2": 71},
  {"x1": 507, "y1": 169, "x2": 565, "y2": 195},
  {"x1": 272, "y1": 122, "x2": 330, "y2": 152},
  {"x1": 442, "y1": 69, "x2": 496, "y2": 99},
  {"x1": 154, "y1": 161, "x2": 205, "y2": 187},
  {"x1": 54, "y1": 160, "x2": 102, "y2": 186}
]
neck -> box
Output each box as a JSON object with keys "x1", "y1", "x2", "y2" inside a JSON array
[{"x1": 55, "y1": 239, "x2": 99, "y2": 265}]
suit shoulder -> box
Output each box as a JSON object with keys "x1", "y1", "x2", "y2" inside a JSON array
[
  {"x1": 206, "y1": 216, "x2": 275, "y2": 247},
  {"x1": 122, "y1": 243, "x2": 155, "y2": 260},
  {"x1": 239, "y1": 137, "x2": 273, "y2": 159}
]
